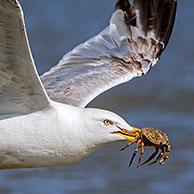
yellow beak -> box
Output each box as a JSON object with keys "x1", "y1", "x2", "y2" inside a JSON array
[{"x1": 112, "y1": 126, "x2": 141, "y2": 142}]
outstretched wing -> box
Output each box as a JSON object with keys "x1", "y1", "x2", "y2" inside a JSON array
[
  {"x1": 41, "y1": 0, "x2": 177, "y2": 107},
  {"x1": 0, "y1": 0, "x2": 49, "y2": 119}
]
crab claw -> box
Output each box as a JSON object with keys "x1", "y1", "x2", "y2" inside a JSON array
[{"x1": 159, "y1": 151, "x2": 170, "y2": 165}]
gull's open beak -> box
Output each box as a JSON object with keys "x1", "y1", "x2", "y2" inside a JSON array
[{"x1": 112, "y1": 126, "x2": 141, "y2": 142}]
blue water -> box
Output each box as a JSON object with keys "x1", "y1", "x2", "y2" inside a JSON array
[{"x1": 0, "y1": 0, "x2": 194, "y2": 194}]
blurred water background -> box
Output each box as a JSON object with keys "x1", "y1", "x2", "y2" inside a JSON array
[{"x1": 0, "y1": 0, "x2": 194, "y2": 194}]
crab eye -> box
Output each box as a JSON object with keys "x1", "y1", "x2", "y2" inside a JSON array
[{"x1": 103, "y1": 119, "x2": 113, "y2": 126}]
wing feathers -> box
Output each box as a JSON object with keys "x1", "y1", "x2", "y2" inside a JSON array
[
  {"x1": 0, "y1": 0, "x2": 49, "y2": 119},
  {"x1": 41, "y1": 0, "x2": 177, "y2": 107}
]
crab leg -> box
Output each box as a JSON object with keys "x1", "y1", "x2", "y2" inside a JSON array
[
  {"x1": 140, "y1": 147, "x2": 159, "y2": 166},
  {"x1": 119, "y1": 138, "x2": 137, "y2": 152},
  {"x1": 149, "y1": 147, "x2": 164, "y2": 166},
  {"x1": 159, "y1": 146, "x2": 170, "y2": 165},
  {"x1": 129, "y1": 139, "x2": 141, "y2": 167},
  {"x1": 159, "y1": 153, "x2": 169, "y2": 164},
  {"x1": 137, "y1": 141, "x2": 144, "y2": 168},
  {"x1": 119, "y1": 144, "x2": 130, "y2": 151}
]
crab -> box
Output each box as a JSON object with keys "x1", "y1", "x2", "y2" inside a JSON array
[{"x1": 120, "y1": 127, "x2": 171, "y2": 167}]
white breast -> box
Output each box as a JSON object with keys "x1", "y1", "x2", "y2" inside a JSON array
[{"x1": 0, "y1": 102, "x2": 92, "y2": 169}]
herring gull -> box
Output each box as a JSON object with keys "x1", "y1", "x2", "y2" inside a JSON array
[{"x1": 0, "y1": 0, "x2": 176, "y2": 169}]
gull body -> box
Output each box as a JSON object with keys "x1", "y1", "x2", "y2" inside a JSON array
[
  {"x1": 0, "y1": 0, "x2": 176, "y2": 169},
  {"x1": 0, "y1": 101, "x2": 129, "y2": 169}
]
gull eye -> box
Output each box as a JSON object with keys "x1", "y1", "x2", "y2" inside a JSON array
[{"x1": 103, "y1": 119, "x2": 113, "y2": 126}]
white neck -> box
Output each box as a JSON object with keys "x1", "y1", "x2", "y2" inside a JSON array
[{"x1": 0, "y1": 101, "x2": 120, "y2": 169}]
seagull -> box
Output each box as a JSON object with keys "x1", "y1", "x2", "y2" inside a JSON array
[{"x1": 0, "y1": 0, "x2": 176, "y2": 169}]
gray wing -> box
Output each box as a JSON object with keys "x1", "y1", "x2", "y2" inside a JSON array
[
  {"x1": 0, "y1": 0, "x2": 49, "y2": 120},
  {"x1": 41, "y1": 0, "x2": 177, "y2": 107}
]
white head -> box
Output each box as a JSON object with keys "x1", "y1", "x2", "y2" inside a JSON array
[{"x1": 81, "y1": 108, "x2": 138, "y2": 147}]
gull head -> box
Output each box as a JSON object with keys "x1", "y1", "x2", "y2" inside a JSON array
[{"x1": 82, "y1": 108, "x2": 140, "y2": 146}]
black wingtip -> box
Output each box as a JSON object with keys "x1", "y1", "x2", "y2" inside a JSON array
[
  {"x1": 132, "y1": 0, "x2": 177, "y2": 47},
  {"x1": 115, "y1": 0, "x2": 137, "y2": 27},
  {"x1": 115, "y1": 0, "x2": 177, "y2": 58},
  {"x1": 115, "y1": 0, "x2": 131, "y2": 11},
  {"x1": 160, "y1": 0, "x2": 177, "y2": 49}
]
